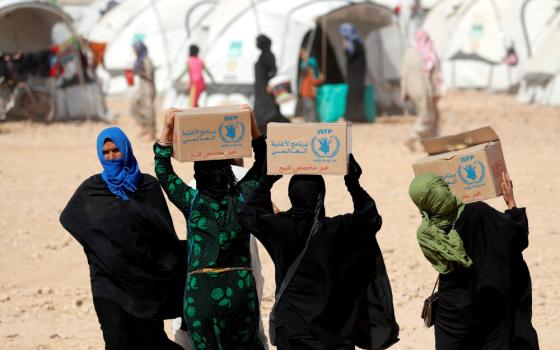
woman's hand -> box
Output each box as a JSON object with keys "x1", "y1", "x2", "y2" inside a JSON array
[
  {"x1": 239, "y1": 104, "x2": 261, "y2": 139},
  {"x1": 159, "y1": 108, "x2": 180, "y2": 145},
  {"x1": 344, "y1": 154, "x2": 362, "y2": 188},
  {"x1": 501, "y1": 172, "x2": 516, "y2": 209}
]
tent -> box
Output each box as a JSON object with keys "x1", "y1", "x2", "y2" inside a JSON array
[
  {"x1": 62, "y1": 0, "x2": 121, "y2": 35},
  {"x1": 86, "y1": 0, "x2": 217, "y2": 95},
  {"x1": 422, "y1": 0, "x2": 555, "y2": 92},
  {"x1": 0, "y1": 0, "x2": 108, "y2": 120},
  {"x1": 518, "y1": 5, "x2": 560, "y2": 106},
  {"x1": 181, "y1": 0, "x2": 406, "y2": 115}
]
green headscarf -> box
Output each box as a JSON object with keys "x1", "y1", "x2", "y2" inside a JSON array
[{"x1": 409, "y1": 173, "x2": 473, "y2": 274}]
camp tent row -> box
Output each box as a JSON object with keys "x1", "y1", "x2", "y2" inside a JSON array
[
  {"x1": 0, "y1": 0, "x2": 107, "y2": 121},
  {"x1": 85, "y1": 0, "x2": 421, "y2": 115},
  {"x1": 422, "y1": 0, "x2": 560, "y2": 94},
  {"x1": 172, "y1": 0, "x2": 413, "y2": 115}
]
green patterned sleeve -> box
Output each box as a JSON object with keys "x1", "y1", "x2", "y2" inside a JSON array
[
  {"x1": 238, "y1": 136, "x2": 266, "y2": 197},
  {"x1": 153, "y1": 142, "x2": 197, "y2": 214}
]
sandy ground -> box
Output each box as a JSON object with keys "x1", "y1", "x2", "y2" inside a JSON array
[{"x1": 0, "y1": 91, "x2": 558, "y2": 350}]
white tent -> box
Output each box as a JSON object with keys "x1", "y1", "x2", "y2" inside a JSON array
[
  {"x1": 181, "y1": 0, "x2": 406, "y2": 114},
  {"x1": 0, "y1": 0, "x2": 107, "y2": 120},
  {"x1": 518, "y1": 6, "x2": 560, "y2": 106},
  {"x1": 86, "y1": 0, "x2": 217, "y2": 95},
  {"x1": 62, "y1": 0, "x2": 120, "y2": 35},
  {"x1": 422, "y1": 0, "x2": 555, "y2": 92}
]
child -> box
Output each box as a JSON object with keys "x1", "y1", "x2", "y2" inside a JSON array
[{"x1": 177, "y1": 45, "x2": 214, "y2": 107}]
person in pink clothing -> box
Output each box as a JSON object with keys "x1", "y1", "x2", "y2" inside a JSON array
[{"x1": 177, "y1": 45, "x2": 214, "y2": 107}]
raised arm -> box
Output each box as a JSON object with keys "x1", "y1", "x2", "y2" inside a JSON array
[
  {"x1": 501, "y1": 172, "x2": 529, "y2": 250},
  {"x1": 239, "y1": 107, "x2": 266, "y2": 192},
  {"x1": 203, "y1": 63, "x2": 215, "y2": 83},
  {"x1": 345, "y1": 154, "x2": 382, "y2": 233},
  {"x1": 238, "y1": 169, "x2": 281, "y2": 243},
  {"x1": 176, "y1": 62, "x2": 189, "y2": 81},
  {"x1": 154, "y1": 108, "x2": 197, "y2": 214}
]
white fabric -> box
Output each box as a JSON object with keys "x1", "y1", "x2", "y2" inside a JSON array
[
  {"x1": 422, "y1": 0, "x2": 558, "y2": 91},
  {"x1": 517, "y1": 10, "x2": 560, "y2": 106}
]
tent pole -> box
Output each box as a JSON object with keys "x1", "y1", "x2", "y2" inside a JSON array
[
  {"x1": 488, "y1": 0, "x2": 508, "y2": 49},
  {"x1": 322, "y1": 16, "x2": 327, "y2": 75},
  {"x1": 250, "y1": 0, "x2": 262, "y2": 33},
  {"x1": 520, "y1": 0, "x2": 534, "y2": 57},
  {"x1": 150, "y1": 0, "x2": 173, "y2": 84}
]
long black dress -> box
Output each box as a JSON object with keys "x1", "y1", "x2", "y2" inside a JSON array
[
  {"x1": 60, "y1": 174, "x2": 186, "y2": 349},
  {"x1": 344, "y1": 40, "x2": 367, "y2": 122},
  {"x1": 435, "y1": 202, "x2": 539, "y2": 350},
  {"x1": 254, "y1": 47, "x2": 288, "y2": 134},
  {"x1": 239, "y1": 180, "x2": 399, "y2": 350}
]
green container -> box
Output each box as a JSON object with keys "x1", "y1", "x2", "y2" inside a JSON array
[{"x1": 316, "y1": 84, "x2": 376, "y2": 123}]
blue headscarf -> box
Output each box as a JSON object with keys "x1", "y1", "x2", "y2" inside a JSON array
[
  {"x1": 96, "y1": 127, "x2": 142, "y2": 201},
  {"x1": 339, "y1": 22, "x2": 362, "y2": 55},
  {"x1": 133, "y1": 40, "x2": 148, "y2": 73}
]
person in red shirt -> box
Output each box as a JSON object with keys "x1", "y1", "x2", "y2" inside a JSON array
[{"x1": 177, "y1": 45, "x2": 214, "y2": 107}]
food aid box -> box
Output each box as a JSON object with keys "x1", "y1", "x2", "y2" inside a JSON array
[
  {"x1": 267, "y1": 122, "x2": 351, "y2": 175},
  {"x1": 172, "y1": 106, "x2": 252, "y2": 162},
  {"x1": 412, "y1": 126, "x2": 507, "y2": 203}
]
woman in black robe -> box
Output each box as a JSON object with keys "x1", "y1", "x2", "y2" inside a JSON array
[
  {"x1": 339, "y1": 23, "x2": 367, "y2": 122},
  {"x1": 239, "y1": 155, "x2": 399, "y2": 350},
  {"x1": 60, "y1": 127, "x2": 185, "y2": 350},
  {"x1": 409, "y1": 173, "x2": 539, "y2": 350},
  {"x1": 254, "y1": 34, "x2": 289, "y2": 134}
]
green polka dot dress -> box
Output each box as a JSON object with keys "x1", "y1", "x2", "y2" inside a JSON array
[{"x1": 154, "y1": 140, "x2": 265, "y2": 350}]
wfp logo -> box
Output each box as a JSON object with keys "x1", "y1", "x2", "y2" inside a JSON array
[
  {"x1": 219, "y1": 122, "x2": 245, "y2": 143},
  {"x1": 311, "y1": 136, "x2": 340, "y2": 158},
  {"x1": 457, "y1": 160, "x2": 486, "y2": 185}
]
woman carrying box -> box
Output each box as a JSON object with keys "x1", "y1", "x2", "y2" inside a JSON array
[
  {"x1": 408, "y1": 172, "x2": 538, "y2": 350},
  {"x1": 238, "y1": 156, "x2": 399, "y2": 350},
  {"x1": 154, "y1": 107, "x2": 266, "y2": 350}
]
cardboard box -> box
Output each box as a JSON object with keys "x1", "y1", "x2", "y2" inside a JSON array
[
  {"x1": 267, "y1": 122, "x2": 351, "y2": 175},
  {"x1": 172, "y1": 106, "x2": 252, "y2": 162},
  {"x1": 412, "y1": 126, "x2": 508, "y2": 203}
]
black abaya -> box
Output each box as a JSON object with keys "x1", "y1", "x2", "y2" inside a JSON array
[
  {"x1": 254, "y1": 47, "x2": 289, "y2": 134},
  {"x1": 344, "y1": 40, "x2": 367, "y2": 122},
  {"x1": 93, "y1": 297, "x2": 183, "y2": 350},
  {"x1": 60, "y1": 174, "x2": 186, "y2": 320},
  {"x1": 434, "y1": 202, "x2": 539, "y2": 350},
  {"x1": 239, "y1": 179, "x2": 399, "y2": 350}
]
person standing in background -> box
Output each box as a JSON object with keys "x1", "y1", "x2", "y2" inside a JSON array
[
  {"x1": 401, "y1": 29, "x2": 443, "y2": 151},
  {"x1": 339, "y1": 23, "x2": 367, "y2": 122},
  {"x1": 130, "y1": 39, "x2": 156, "y2": 139},
  {"x1": 299, "y1": 65, "x2": 324, "y2": 123},
  {"x1": 176, "y1": 45, "x2": 214, "y2": 108},
  {"x1": 254, "y1": 34, "x2": 288, "y2": 134}
]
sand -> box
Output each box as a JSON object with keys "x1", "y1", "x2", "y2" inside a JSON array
[{"x1": 0, "y1": 91, "x2": 558, "y2": 349}]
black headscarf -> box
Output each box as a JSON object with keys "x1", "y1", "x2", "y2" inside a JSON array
[
  {"x1": 194, "y1": 160, "x2": 237, "y2": 199},
  {"x1": 287, "y1": 175, "x2": 326, "y2": 218},
  {"x1": 256, "y1": 34, "x2": 272, "y2": 52}
]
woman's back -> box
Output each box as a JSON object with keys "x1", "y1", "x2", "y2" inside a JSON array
[
  {"x1": 188, "y1": 56, "x2": 204, "y2": 84},
  {"x1": 186, "y1": 191, "x2": 253, "y2": 272}
]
